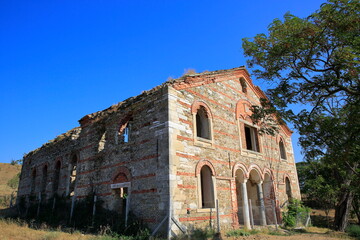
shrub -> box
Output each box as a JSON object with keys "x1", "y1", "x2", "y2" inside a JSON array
[
  {"x1": 346, "y1": 225, "x2": 360, "y2": 239},
  {"x1": 7, "y1": 173, "x2": 20, "y2": 189},
  {"x1": 282, "y1": 199, "x2": 310, "y2": 228}
]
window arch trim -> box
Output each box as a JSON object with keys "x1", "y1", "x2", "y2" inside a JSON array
[{"x1": 195, "y1": 160, "x2": 216, "y2": 177}]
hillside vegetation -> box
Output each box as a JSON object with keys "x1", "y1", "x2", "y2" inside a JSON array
[{"x1": 0, "y1": 163, "x2": 21, "y2": 208}]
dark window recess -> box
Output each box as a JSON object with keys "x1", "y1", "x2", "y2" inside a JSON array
[
  {"x1": 244, "y1": 125, "x2": 259, "y2": 152},
  {"x1": 196, "y1": 107, "x2": 211, "y2": 140},
  {"x1": 200, "y1": 166, "x2": 215, "y2": 208},
  {"x1": 279, "y1": 140, "x2": 287, "y2": 160},
  {"x1": 53, "y1": 161, "x2": 61, "y2": 194}
]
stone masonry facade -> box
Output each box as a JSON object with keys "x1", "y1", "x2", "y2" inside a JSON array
[{"x1": 17, "y1": 66, "x2": 301, "y2": 236}]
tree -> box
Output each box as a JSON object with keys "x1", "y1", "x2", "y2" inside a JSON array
[{"x1": 242, "y1": 0, "x2": 360, "y2": 231}]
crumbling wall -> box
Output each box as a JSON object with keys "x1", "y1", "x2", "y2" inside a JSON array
[{"x1": 17, "y1": 86, "x2": 170, "y2": 232}]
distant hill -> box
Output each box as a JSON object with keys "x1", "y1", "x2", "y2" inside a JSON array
[{"x1": 0, "y1": 163, "x2": 21, "y2": 208}]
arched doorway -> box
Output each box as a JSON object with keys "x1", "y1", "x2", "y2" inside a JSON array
[
  {"x1": 285, "y1": 177, "x2": 292, "y2": 201},
  {"x1": 235, "y1": 168, "x2": 251, "y2": 229},
  {"x1": 263, "y1": 173, "x2": 276, "y2": 224},
  {"x1": 247, "y1": 169, "x2": 266, "y2": 226},
  {"x1": 111, "y1": 167, "x2": 131, "y2": 226}
]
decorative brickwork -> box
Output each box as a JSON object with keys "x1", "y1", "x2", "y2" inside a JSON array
[{"x1": 17, "y1": 66, "x2": 300, "y2": 236}]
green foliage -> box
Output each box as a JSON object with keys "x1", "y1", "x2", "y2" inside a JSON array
[
  {"x1": 296, "y1": 161, "x2": 337, "y2": 211},
  {"x1": 346, "y1": 225, "x2": 360, "y2": 239},
  {"x1": 171, "y1": 228, "x2": 215, "y2": 240},
  {"x1": 7, "y1": 173, "x2": 20, "y2": 189},
  {"x1": 282, "y1": 199, "x2": 310, "y2": 228},
  {"x1": 10, "y1": 159, "x2": 22, "y2": 165},
  {"x1": 242, "y1": 0, "x2": 360, "y2": 231},
  {"x1": 226, "y1": 229, "x2": 250, "y2": 237}
]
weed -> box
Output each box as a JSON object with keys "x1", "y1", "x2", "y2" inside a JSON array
[
  {"x1": 41, "y1": 231, "x2": 60, "y2": 240},
  {"x1": 346, "y1": 225, "x2": 360, "y2": 239},
  {"x1": 226, "y1": 229, "x2": 250, "y2": 237},
  {"x1": 171, "y1": 228, "x2": 215, "y2": 240}
]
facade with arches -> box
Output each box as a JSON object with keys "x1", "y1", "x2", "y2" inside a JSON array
[{"x1": 17, "y1": 66, "x2": 300, "y2": 236}]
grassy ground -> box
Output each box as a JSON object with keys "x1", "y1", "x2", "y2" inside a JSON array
[
  {"x1": 0, "y1": 217, "x2": 355, "y2": 240},
  {"x1": 0, "y1": 163, "x2": 21, "y2": 196},
  {"x1": 0, "y1": 163, "x2": 21, "y2": 209}
]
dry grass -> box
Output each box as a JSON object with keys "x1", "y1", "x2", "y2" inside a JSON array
[
  {"x1": 0, "y1": 163, "x2": 21, "y2": 196},
  {"x1": 0, "y1": 218, "x2": 98, "y2": 240}
]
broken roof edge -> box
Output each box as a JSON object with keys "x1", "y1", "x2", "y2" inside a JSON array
[
  {"x1": 24, "y1": 127, "x2": 82, "y2": 159},
  {"x1": 79, "y1": 66, "x2": 249, "y2": 125}
]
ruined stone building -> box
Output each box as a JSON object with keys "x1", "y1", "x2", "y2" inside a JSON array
[{"x1": 17, "y1": 66, "x2": 300, "y2": 234}]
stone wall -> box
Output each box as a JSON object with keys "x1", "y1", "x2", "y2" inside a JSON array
[
  {"x1": 17, "y1": 66, "x2": 301, "y2": 235},
  {"x1": 168, "y1": 67, "x2": 300, "y2": 232},
  {"x1": 18, "y1": 86, "x2": 170, "y2": 230}
]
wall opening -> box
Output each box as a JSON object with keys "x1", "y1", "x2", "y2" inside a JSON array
[
  {"x1": 31, "y1": 169, "x2": 36, "y2": 195},
  {"x1": 98, "y1": 131, "x2": 106, "y2": 152},
  {"x1": 244, "y1": 125, "x2": 259, "y2": 152},
  {"x1": 41, "y1": 165, "x2": 48, "y2": 194},
  {"x1": 69, "y1": 154, "x2": 78, "y2": 196},
  {"x1": 279, "y1": 140, "x2": 287, "y2": 160},
  {"x1": 200, "y1": 165, "x2": 215, "y2": 208},
  {"x1": 285, "y1": 177, "x2": 292, "y2": 201},
  {"x1": 235, "y1": 169, "x2": 246, "y2": 224},
  {"x1": 196, "y1": 106, "x2": 211, "y2": 140},
  {"x1": 53, "y1": 161, "x2": 61, "y2": 194},
  {"x1": 240, "y1": 77, "x2": 247, "y2": 93}
]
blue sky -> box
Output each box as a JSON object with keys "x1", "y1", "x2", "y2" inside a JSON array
[{"x1": 0, "y1": 0, "x2": 326, "y2": 163}]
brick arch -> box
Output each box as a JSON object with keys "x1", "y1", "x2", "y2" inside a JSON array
[
  {"x1": 112, "y1": 166, "x2": 132, "y2": 183},
  {"x1": 191, "y1": 101, "x2": 213, "y2": 119},
  {"x1": 195, "y1": 160, "x2": 216, "y2": 177},
  {"x1": 283, "y1": 173, "x2": 292, "y2": 184},
  {"x1": 263, "y1": 168, "x2": 274, "y2": 181},
  {"x1": 235, "y1": 99, "x2": 252, "y2": 119},
  {"x1": 42, "y1": 162, "x2": 49, "y2": 170},
  {"x1": 248, "y1": 163, "x2": 264, "y2": 182},
  {"x1": 118, "y1": 113, "x2": 133, "y2": 133},
  {"x1": 276, "y1": 135, "x2": 286, "y2": 144},
  {"x1": 232, "y1": 162, "x2": 249, "y2": 179},
  {"x1": 70, "y1": 152, "x2": 80, "y2": 163}
]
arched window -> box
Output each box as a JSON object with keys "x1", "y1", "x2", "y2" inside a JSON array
[
  {"x1": 196, "y1": 106, "x2": 211, "y2": 140},
  {"x1": 31, "y1": 169, "x2": 36, "y2": 195},
  {"x1": 118, "y1": 117, "x2": 133, "y2": 143},
  {"x1": 41, "y1": 165, "x2": 48, "y2": 193},
  {"x1": 240, "y1": 77, "x2": 247, "y2": 93},
  {"x1": 200, "y1": 166, "x2": 215, "y2": 208},
  {"x1": 279, "y1": 139, "x2": 287, "y2": 160},
  {"x1": 285, "y1": 177, "x2": 292, "y2": 200},
  {"x1": 53, "y1": 161, "x2": 61, "y2": 194}
]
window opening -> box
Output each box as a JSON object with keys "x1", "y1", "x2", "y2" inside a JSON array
[
  {"x1": 285, "y1": 178, "x2": 292, "y2": 200},
  {"x1": 41, "y1": 165, "x2": 48, "y2": 194},
  {"x1": 31, "y1": 169, "x2": 36, "y2": 195},
  {"x1": 98, "y1": 131, "x2": 106, "y2": 152},
  {"x1": 196, "y1": 106, "x2": 211, "y2": 140},
  {"x1": 279, "y1": 140, "x2": 287, "y2": 160},
  {"x1": 53, "y1": 161, "x2": 61, "y2": 194},
  {"x1": 240, "y1": 78, "x2": 247, "y2": 93},
  {"x1": 244, "y1": 125, "x2": 259, "y2": 152},
  {"x1": 124, "y1": 123, "x2": 130, "y2": 143},
  {"x1": 200, "y1": 166, "x2": 215, "y2": 208},
  {"x1": 69, "y1": 155, "x2": 78, "y2": 196}
]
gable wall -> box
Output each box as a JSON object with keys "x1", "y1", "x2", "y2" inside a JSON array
[{"x1": 168, "y1": 69, "x2": 300, "y2": 231}]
